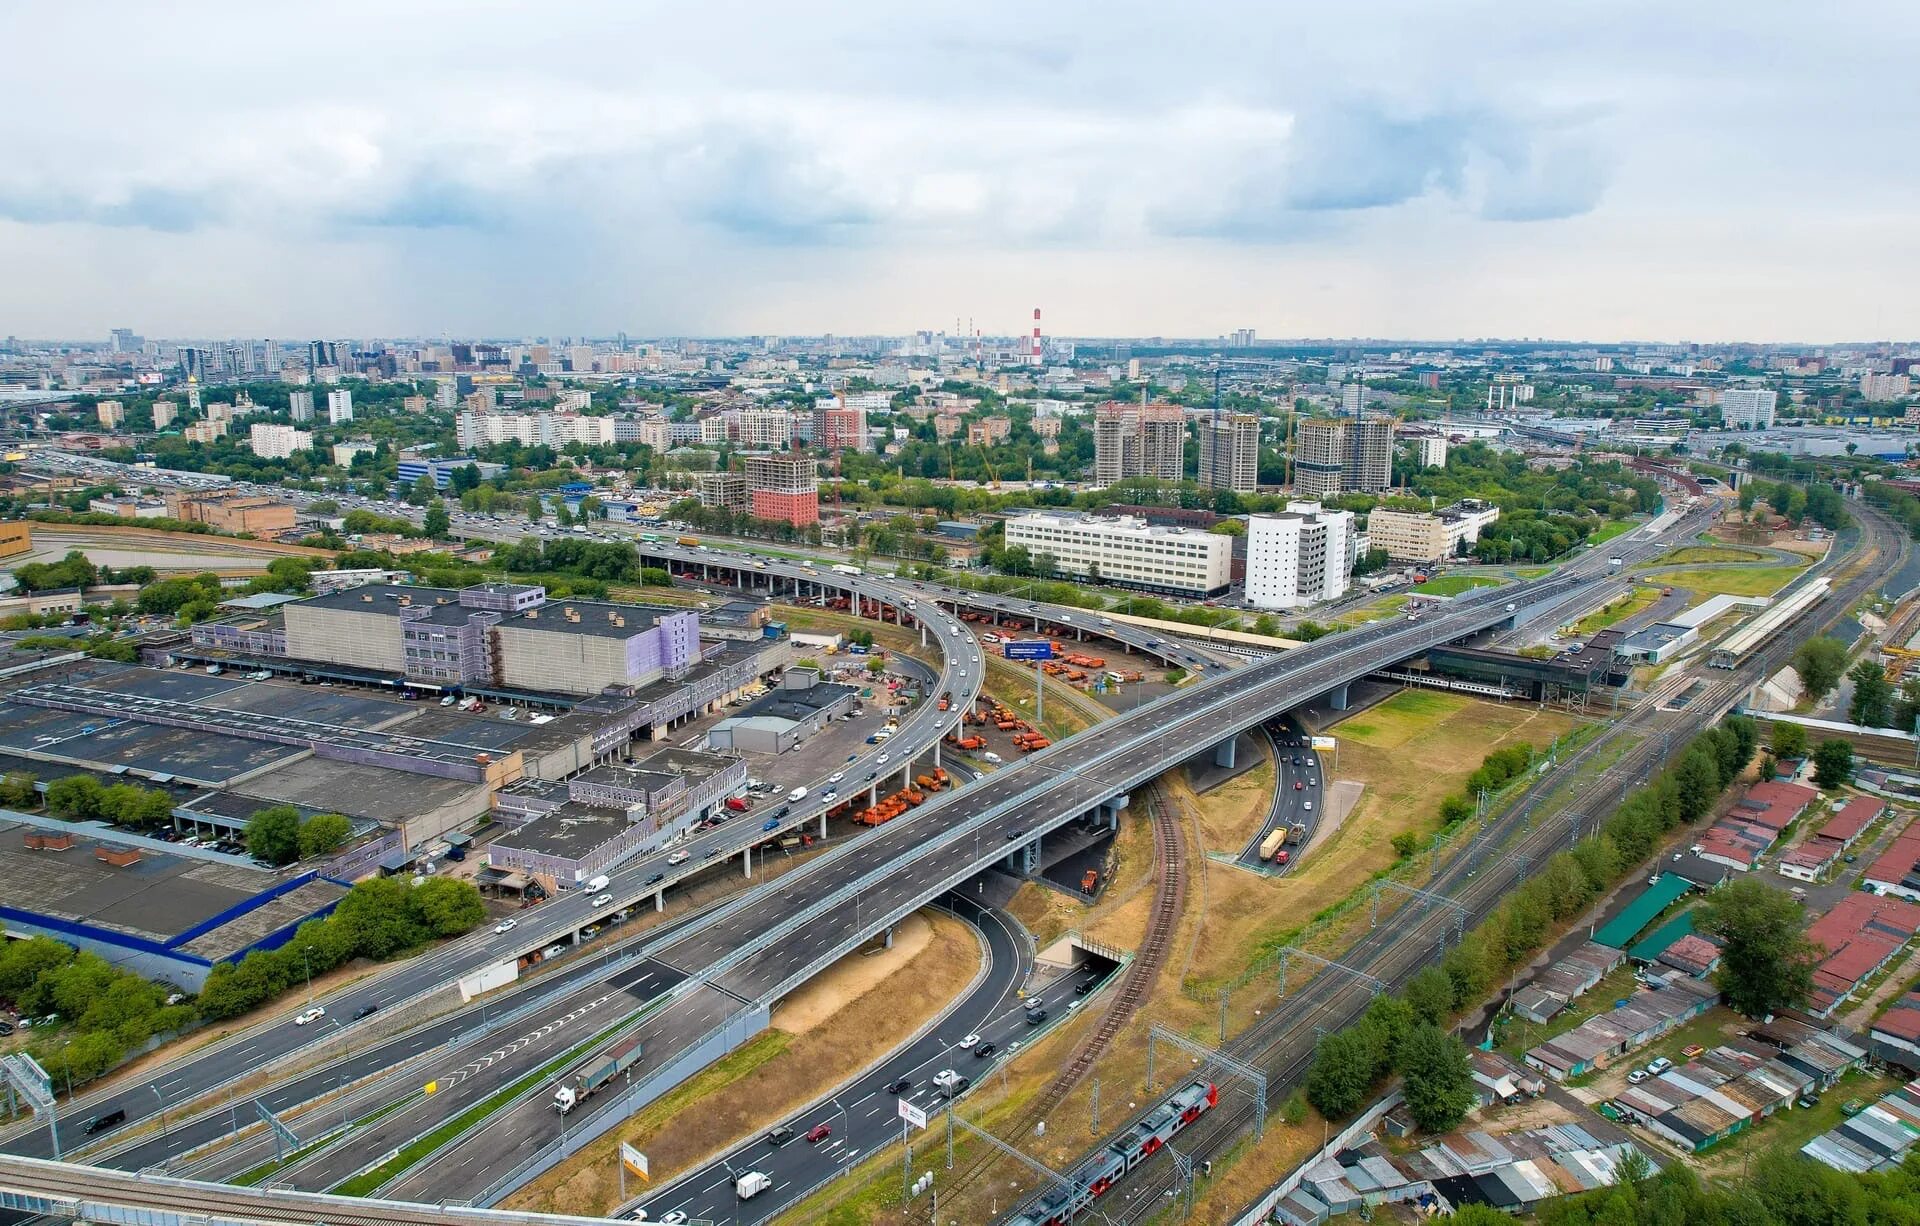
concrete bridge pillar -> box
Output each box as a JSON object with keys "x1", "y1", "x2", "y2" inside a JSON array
[
  {"x1": 883, "y1": 925, "x2": 895, "y2": 950},
  {"x1": 1330, "y1": 683, "x2": 1352, "y2": 711},
  {"x1": 742, "y1": 846, "x2": 753, "y2": 877},
  {"x1": 1213, "y1": 737, "x2": 1237, "y2": 769},
  {"x1": 654, "y1": 889, "x2": 665, "y2": 912},
  {"x1": 869, "y1": 782, "x2": 879, "y2": 807},
  {"x1": 933, "y1": 740, "x2": 942, "y2": 770},
  {"x1": 819, "y1": 810, "x2": 828, "y2": 839}
]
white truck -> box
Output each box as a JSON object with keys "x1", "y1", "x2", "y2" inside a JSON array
[
  {"x1": 583, "y1": 874, "x2": 610, "y2": 894},
  {"x1": 933, "y1": 1068, "x2": 970, "y2": 1097},
  {"x1": 735, "y1": 1170, "x2": 772, "y2": 1200}
]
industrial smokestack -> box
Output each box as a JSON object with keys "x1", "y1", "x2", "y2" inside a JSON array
[{"x1": 1030, "y1": 307, "x2": 1043, "y2": 365}]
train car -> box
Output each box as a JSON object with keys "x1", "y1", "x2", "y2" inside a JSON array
[{"x1": 1005, "y1": 1081, "x2": 1219, "y2": 1224}]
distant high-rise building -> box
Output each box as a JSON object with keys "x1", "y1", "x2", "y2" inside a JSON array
[
  {"x1": 694, "y1": 472, "x2": 750, "y2": 514},
  {"x1": 178, "y1": 347, "x2": 211, "y2": 381},
  {"x1": 109, "y1": 328, "x2": 138, "y2": 353},
  {"x1": 288, "y1": 390, "x2": 315, "y2": 422},
  {"x1": 1093, "y1": 401, "x2": 1184, "y2": 485},
  {"x1": 1860, "y1": 373, "x2": 1911, "y2": 402},
  {"x1": 151, "y1": 401, "x2": 177, "y2": 430},
  {"x1": 820, "y1": 398, "x2": 868, "y2": 452},
  {"x1": 1345, "y1": 416, "x2": 1395, "y2": 493},
  {"x1": 327, "y1": 389, "x2": 354, "y2": 424},
  {"x1": 1294, "y1": 419, "x2": 1347, "y2": 498},
  {"x1": 249, "y1": 423, "x2": 313, "y2": 459},
  {"x1": 1720, "y1": 387, "x2": 1777, "y2": 429},
  {"x1": 1196, "y1": 413, "x2": 1261, "y2": 494},
  {"x1": 1340, "y1": 381, "x2": 1364, "y2": 416},
  {"x1": 745, "y1": 455, "x2": 819, "y2": 527}
]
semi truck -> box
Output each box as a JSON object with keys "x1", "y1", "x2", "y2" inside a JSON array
[
  {"x1": 1258, "y1": 829, "x2": 1288, "y2": 861},
  {"x1": 831, "y1": 563, "x2": 862, "y2": 576},
  {"x1": 553, "y1": 1033, "x2": 644, "y2": 1114}
]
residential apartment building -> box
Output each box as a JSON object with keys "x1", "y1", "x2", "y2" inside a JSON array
[
  {"x1": 288, "y1": 390, "x2": 315, "y2": 422},
  {"x1": 695, "y1": 471, "x2": 750, "y2": 514},
  {"x1": 1861, "y1": 373, "x2": 1912, "y2": 401},
  {"x1": 1196, "y1": 412, "x2": 1260, "y2": 494},
  {"x1": 184, "y1": 420, "x2": 228, "y2": 444},
  {"x1": 1003, "y1": 510, "x2": 1232, "y2": 597},
  {"x1": 1721, "y1": 387, "x2": 1777, "y2": 429},
  {"x1": 326, "y1": 389, "x2": 354, "y2": 424},
  {"x1": 249, "y1": 422, "x2": 313, "y2": 459},
  {"x1": 95, "y1": 400, "x2": 124, "y2": 429},
  {"x1": 1365, "y1": 499, "x2": 1501, "y2": 563},
  {"x1": 1245, "y1": 501, "x2": 1354, "y2": 610},
  {"x1": 1093, "y1": 401, "x2": 1185, "y2": 485},
  {"x1": 1405, "y1": 433, "x2": 1448, "y2": 468},
  {"x1": 818, "y1": 399, "x2": 868, "y2": 451},
  {"x1": 1294, "y1": 418, "x2": 1348, "y2": 498},
  {"x1": 151, "y1": 401, "x2": 177, "y2": 430},
  {"x1": 455, "y1": 410, "x2": 617, "y2": 450},
  {"x1": 745, "y1": 454, "x2": 819, "y2": 527},
  {"x1": 735, "y1": 408, "x2": 797, "y2": 448},
  {"x1": 1346, "y1": 416, "x2": 1395, "y2": 492}
]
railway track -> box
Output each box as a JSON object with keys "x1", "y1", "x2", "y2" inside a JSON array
[
  {"x1": 970, "y1": 504, "x2": 1905, "y2": 1224},
  {"x1": 934, "y1": 782, "x2": 1189, "y2": 1201},
  {"x1": 1077, "y1": 504, "x2": 1907, "y2": 1223}
]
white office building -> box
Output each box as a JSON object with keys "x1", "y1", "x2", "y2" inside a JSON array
[
  {"x1": 1004, "y1": 511, "x2": 1233, "y2": 598},
  {"x1": 1245, "y1": 502, "x2": 1354, "y2": 610},
  {"x1": 327, "y1": 389, "x2": 354, "y2": 424},
  {"x1": 1720, "y1": 387, "x2": 1777, "y2": 429}
]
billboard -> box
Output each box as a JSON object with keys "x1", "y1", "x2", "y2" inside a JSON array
[
  {"x1": 1311, "y1": 736, "x2": 1337, "y2": 753},
  {"x1": 898, "y1": 1098, "x2": 928, "y2": 1129},
  {"x1": 621, "y1": 1142, "x2": 651, "y2": 1180},
  {"x1": 1003, "y1": 640, "x2": 1056, "y2": 661},
  {"x1": 458, "y1": 960, "x2": 520, "y2": 1002}
]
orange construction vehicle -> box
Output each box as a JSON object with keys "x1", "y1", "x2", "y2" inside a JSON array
[
  {"x1": 954, "y1": 734, "x2": 985, "y2": 750},
  {"x1": 1080, "y1": 868, "x2": 1099, "y2": 894}
]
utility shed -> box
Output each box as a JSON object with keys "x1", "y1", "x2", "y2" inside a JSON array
[{"x1": 1594, "y1": 874, "x2": 1693, "y2": 948}]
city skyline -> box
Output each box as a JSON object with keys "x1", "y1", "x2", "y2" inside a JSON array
[{"x1": 2, "y1": 1, "x2": 1915, "y2": 342}]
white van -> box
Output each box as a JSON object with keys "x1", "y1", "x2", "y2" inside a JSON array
[
  {"x1": 788, "y1": 786, "x2": 809, "y2": 803},
  {"x1": 584, "y1": 874, "x2": 610, "y2": 894}
]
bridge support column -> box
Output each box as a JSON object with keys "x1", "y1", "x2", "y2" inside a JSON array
[
  {"x1": 883, "y1": 925, "x2": 894, "y2": 950},
  {"x1": 869, "y1": 782, "x2": 878, "y2": 806},
  {"x1": 1212, "y1": 737, "x2": 1237, "y2": 769},
  {"x1": 1330, "y1": 683, "x2": 1351, "y2": 711},
  {"x1": 1097, "y1": 794, "x2": 1129, "y2": 831},
  {"x1": 819, "y1": 811, "x2": 828, "y2": 839},
  {"x1": 933, "y1": 740, "x2": 942, "y2": 770},
  {"x1": 654, "y1": 889, "x2": 664, "y2": 912},
  {"x1": 742, "y1": 846, "x2": 753, "y2": 877},
  {"x1": 1019, "y1": 837, "x2": 1040, "y2": 876}
]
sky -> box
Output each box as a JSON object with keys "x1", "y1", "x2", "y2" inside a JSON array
[{"x1": 2, "y1": 1, "x2": 1915, "y2": 344}]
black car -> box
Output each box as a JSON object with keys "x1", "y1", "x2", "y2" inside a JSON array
[
  {"x1": 644, "y1": 872, "x2": 665, "y2": 886},
  {"x1": 974, "y1": 1042, "x2": 998, "y2": 1058},
  {"x1": 83, "y1": 1109, "x2": 126, "y2": 1135},
  {"x1": 766, "y1": 1125, "x2": 795, "y2": 1146},
  {"x1": 1026, "y1": 1008, "x2": 1048, "y2": 1025},
  {"x1": 885, "y1": 1077, "x2": 912, "y2": 1094},
  {"x1": 0, "y1": 1020, "x2": 12, "y2": 1036},
  {"x1": 354, "y1": 1003, "x2": 379, "y2": 1019},
  {"x1": 1073, "y1": 980, "x2": 1096, "y2": 996}
]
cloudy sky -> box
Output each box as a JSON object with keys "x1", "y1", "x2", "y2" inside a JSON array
[{"x1": 3, "y1": 1, "x2": 1914, "y2": 343}]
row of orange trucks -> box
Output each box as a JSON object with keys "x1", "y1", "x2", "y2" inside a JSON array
[{"x1": 831, "y1": 767, "x2": 951, "y2": 827}]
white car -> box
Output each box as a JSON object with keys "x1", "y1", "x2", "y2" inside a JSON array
[
  {"x1": 827, "y1": 772, "x2": 844, "y2": 784},
  {"x1": 494, "y1": 918, "x2": 518, "y2": 934},
  {"x1": 592, "y1": 893, "x2": 613, "y2": 907},
  {"x1": 958, "y1": 1033, "x2": 981, "y2": 1050},
  {"x1": 294, "y1": 1006, "x2": 325, "y2": 1026},
  {"x1": 877, "y1": 754, "x2": 890, "y2": 765},
  {"x1": 971, "y1": 654, "x2": 979, "y2": 663}
]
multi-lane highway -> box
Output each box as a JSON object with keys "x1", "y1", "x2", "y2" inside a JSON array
[{"x1": 1236, "y1": 720, "x2": 1320, "y2": 872}]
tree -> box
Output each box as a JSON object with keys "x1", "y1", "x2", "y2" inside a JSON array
[
  {"x1": 1391, "y1": 831, "x2": 1420, "y2": 859},
  {"x1": 1672, "y1": 746, "x2": 1723, "y2": 822},
  {"x1": 1848, "y1": 658, "x2": 1893, "y2": 728},
  {"x1": 0, "y1": 769, "x2": 39, "y2": 808},
  {"x1": 0, "y1": 935, "x2": 74, "y2": 999},
  {"x1": 409, "y1": 878, "x2": 486, "y2": 938},
  {"x1": 1304, "y1": 1026, "x2": 1384, "y2": 1119},
  {"x1": 1697, "y1": 877, "x2": 1818, "y2": 1016},
  {"x1": 297, "y1": 812, "x2": 352, "y2": 859},
  {"x1": 1770, "y1": 719, "x2": 1808, "y2": 761},
  {"x1": 422, "y1": 498, "x2": 451, "y2": 540},
  {"x1": 866, "y1": 656, "x2": 886, "y2": 675},
  {"x1": 1792, "y1": 637, "x2": 1849, "y2": 702},
  {"x1": 1404, "y1": 965, "x2": 1457, "y2": 1025},
  {"x1": 1397, "y1": 1022, "x2": 1476, "y2": 1133},
  {"x1": 1812, "y1": 738, "x2": 1854, "y2": 788},
  {"x1": 245, "y1": 805, "x2": 302, "y2": 866},
  {"x1": 332, "y1": 878, "x2": 426, "y2": 958},
  {"x1": 45, "y1": 774, "x2": 105, "y2": 820}
]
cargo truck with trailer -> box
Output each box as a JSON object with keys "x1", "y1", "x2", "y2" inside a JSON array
[{"x1": 552, "y1": 1033, "x2": 644, "y2": 1114}]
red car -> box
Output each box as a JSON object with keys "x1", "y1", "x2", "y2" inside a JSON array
[
  {"x1": 1294, "y1": 780, "x2": 1303, "y2": 790},
  {"x1": 805, "y1": 1123, "x2": 832, "y2": 1143}
]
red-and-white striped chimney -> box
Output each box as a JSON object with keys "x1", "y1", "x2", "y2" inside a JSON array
[{"x1": 1030, "y1": 307, "x2": 1043, "y2": 363}]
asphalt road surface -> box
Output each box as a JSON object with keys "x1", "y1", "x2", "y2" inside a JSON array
[
  {"x1": 625, "y1": 899, "x2": 1067, "y2": 1225},
  {"x1": 1236, "y1": 719, "x2": 1320, "y2": 872}
]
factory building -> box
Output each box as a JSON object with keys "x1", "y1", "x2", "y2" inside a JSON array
[{"x1": 279, "y1": 583, "x2": 701, "y2": 696}]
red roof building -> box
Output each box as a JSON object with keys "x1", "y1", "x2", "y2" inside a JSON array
[
  {"x1": 1806, "y1": 893, "x2": 1920, "y2": 1017},
  {"x1": 1865, "y1": 824, "x2": 1920, "y2": 903},
  {"x1": 1734, "y1": 780, "x2": 1819, "y2": 833},
  {"x1": 1817, "y1": 797, "x2": 1885, "y2": 849}
]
